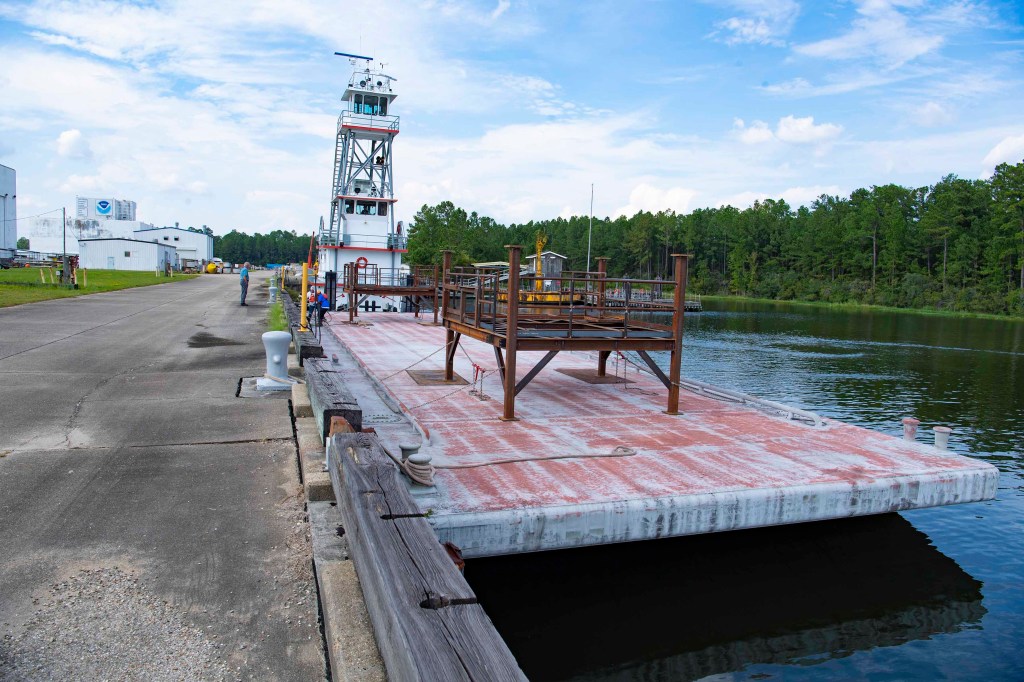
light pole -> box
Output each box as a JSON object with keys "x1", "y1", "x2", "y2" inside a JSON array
[
  {"x1": 586, "y1": 183, "x2": 594, "y2": 273},
  {"x1": 62, "y1": 206, "x2": 67, "y2": 283}
]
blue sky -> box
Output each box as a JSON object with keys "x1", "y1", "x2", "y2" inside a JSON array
[{"x1": 1, "y1": 0, "x2": 1022, "y2": 236}]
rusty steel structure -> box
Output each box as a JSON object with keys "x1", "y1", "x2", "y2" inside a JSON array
[
  {"x1": 440, "y1": 246, "x2": 690, "y2": 420},
  {"x1": 342, "y1": 261, "x2": 439, "y2": 323}
]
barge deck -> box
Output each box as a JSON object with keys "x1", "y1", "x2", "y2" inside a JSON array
[{"x1": 322, "y1": 313, "x2": 997, "y2": 558}]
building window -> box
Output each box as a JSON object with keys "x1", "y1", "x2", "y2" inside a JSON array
[
  {"x1": 163, "y1": 236, "x2": 169, "y2": 240},
  {"x1": 173, "y1": 236, "x2": 179, "y2": 241},
  {"x1": 124, "y1": 251, "x2": 131, "y2": 257}
]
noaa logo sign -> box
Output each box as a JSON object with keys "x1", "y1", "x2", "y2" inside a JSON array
[{"x1": 96, "y1": 200, "x2": 112, "y2": 215}]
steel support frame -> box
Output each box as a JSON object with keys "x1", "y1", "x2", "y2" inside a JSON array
[{"x1": 439, "y1": 249, "x2": 690, "y2": 421}]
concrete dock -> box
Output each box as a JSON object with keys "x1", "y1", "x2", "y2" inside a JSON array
[
  {"x1": 323, "y1": 313, "x2": 998, "y2": 558},
  {"x1": 0, "y1": 273, "x2": 327, "y2": 679}
]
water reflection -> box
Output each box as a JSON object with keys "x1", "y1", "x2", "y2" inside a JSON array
[{"x1": 467, "y1": 515, "x2": 984, "y2": 682}]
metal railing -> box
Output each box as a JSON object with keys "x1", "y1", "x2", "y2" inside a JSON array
[
  {"x1": 341, "y1": 263, "x2": 438, "y2": 289},
  {"x1": 339, "y1": 111, "x2": 400, "y2": 132},
  {"x1": 441, "y1": 266, "x2": 680, "y2": 340}
]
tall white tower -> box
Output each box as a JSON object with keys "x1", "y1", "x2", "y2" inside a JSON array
[{"x1": 318, "y1": 53, "x2": 406, "y2": 307}]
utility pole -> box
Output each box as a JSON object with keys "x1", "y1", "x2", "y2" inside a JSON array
[
  {"x1": 62, "y1": 206, "x2": 67, "y2": 284},
  {"x1": 586, "y1": 183, "x2": 594, "y2": 273}
]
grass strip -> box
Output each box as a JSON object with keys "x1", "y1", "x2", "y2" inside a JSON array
[{"x1": 0, "y1": 268, "x2": 199, "y2": 308}]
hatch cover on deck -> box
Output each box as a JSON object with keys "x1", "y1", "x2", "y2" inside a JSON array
[
  {"x1": 555, "y1": 368, "x2": 634, "y2": 385},
  {"x1": 407, "y1": 370, "x2": 468, "y2": 386}
]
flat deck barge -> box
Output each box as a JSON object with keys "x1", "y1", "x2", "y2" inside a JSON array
[{"x1": 322, "y1": 313, "x2": 997, "y2": 558}]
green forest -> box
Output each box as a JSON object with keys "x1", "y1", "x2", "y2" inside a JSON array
[
  {"x1": 406, "y1": 160, "x2": 1024, "y2": 316},
  {"x1": 213, "y1": 229, "x2": 314, "y2": 266}
]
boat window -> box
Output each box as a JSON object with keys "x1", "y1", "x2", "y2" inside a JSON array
[
  {"x1": 377, "y1": 202, "x2": 388, "y2": 217},
  {"x1": 357, "y1": 201, "x2": 377, "y2": 216},
  {"x1": 378, "y1": 98, "x2": 387, "y2": 116},
  {"x1": 345, "y1": 200, "x2": 355, "y2": 214}
]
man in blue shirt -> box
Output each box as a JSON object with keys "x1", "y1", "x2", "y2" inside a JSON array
[{"x1": 239, "y1": 262, "x2": 250, "y2": 306}]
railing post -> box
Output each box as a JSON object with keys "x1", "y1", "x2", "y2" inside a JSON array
[
  {"x1": 502, "y1": 245, "x2": 522, "y2": 421},
  {"x1": 432, "y1": 264, "x2": 439, "y2": 325},
  {"x1": 666, "y1": 254, "x2": 689, "y2": 415},
  {"x1": 442, "y1": 251, "x2": 455, "y2": 381},
  {"x1": 300, "y1": 263, "x2": 310, "y2": 332}
]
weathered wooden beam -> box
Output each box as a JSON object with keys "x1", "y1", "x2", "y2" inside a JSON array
[
  {"x1": 328, "y1": 433, "x2": 526, "y2": 682},
  {"x1": 304, "y1": 358, "x2": 362, "y2": 441}
]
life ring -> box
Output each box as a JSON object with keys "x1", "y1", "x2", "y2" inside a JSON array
[{"x1": 356, "y1": 257, "x2": 369, "y2": 269}]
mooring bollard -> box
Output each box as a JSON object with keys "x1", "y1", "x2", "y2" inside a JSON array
[
  {"x1": 902, "y1": 417, "x2": 920, "y2": 441},
  {"x1": 933, "y1": 426, "x2": 952, "y2": 450},
  {"x1": 399, "y1": 442, "x2": 420, "y2": 462},
  {"x1": 257, "y1": 331, "x2": 293, "y2": 391}
]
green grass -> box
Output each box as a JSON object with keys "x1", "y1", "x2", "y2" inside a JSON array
[
  {"x1": 267, "y1": 300, "x2": 287, "y2": 331},
  {"x1": 0, "y1": 268, "x2": 199, "y2": 308},
  {"x1": 700, "y1": 294, "x2": 1024, "y2": 322}
]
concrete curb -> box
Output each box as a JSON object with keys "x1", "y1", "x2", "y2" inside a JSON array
[
  {"x1": 292, "y1": 383, "x2": 313, "y2": 419},
  {"x1": 309, "y1": 502, "x2": 386, "y2": 682},
  {"x1": 296, "y1": 417, "x2": 333, "y2": 503}
]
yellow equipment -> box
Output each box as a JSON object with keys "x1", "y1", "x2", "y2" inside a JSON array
[{"x1": 206, "y1": 262, "x2": 218, "y2": 274}]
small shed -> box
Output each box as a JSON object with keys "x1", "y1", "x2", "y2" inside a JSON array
[
  {"x1": 524, "y1": 251, "x2": 567, "y2": 291},
  {"x1": 78, "y1": 238, "x2": 177, "y2": 271}
]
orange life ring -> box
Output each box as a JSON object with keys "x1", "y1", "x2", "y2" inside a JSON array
[{"x1": 356, "y1": 257, "x2": 369, "y2": 269}]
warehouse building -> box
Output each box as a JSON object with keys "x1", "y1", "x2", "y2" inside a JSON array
[
  {"x1": 134, "y1": 226, "x2": 213, "y2": 265},
  {"x1": 78, "y1": 238, "x2": 177, "y2": 271},
  {"x1": 1, "y1": 164, "x2": 15, "y2": 262}
]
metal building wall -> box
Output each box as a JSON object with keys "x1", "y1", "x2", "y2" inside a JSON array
[
  {"x1": 0, "y1": 164, "x2": 16, "y2": 253},
  {"x1": 79, "y1": 239, "x2": 177, "y2": 271}
]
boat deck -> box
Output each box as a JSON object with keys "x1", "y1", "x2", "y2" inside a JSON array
[{"x1": 323, "y1": 313, "x2": 998, "y2": 558}]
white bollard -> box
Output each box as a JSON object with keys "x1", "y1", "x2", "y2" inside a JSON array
[
  {"x1": 269, "y1": 285, "x2": 278, "y2": 303},
  {"x1": 902, "y1": 417, "x2": 920, "y2": 441},
  {"x1": 933, "y1": 426, "x2": 952, "y2": 450},
  {"x1": 257, "y1": 331, "x2": 293, "y2": 391}
]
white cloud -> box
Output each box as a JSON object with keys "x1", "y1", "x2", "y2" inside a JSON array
[
  {"x1": 733, "y1": 115, "x2": 842, "y2": 146},
  {"x1": 710, "y1": 0, "x2": 800, "y2": 46},
  {"x1": 613, "y1": 184, "x2": 698, "y2": 218},
  {"x1": 780, "y1": 185, "x2": 842, "y2": 207},
  {"x1": 793, "y1": 1, "x2": 990, "y2": 68},
  {"x1": 913, "y1": 101, "x2": 955, "y2": 127},
  {"x1": 775, "y1": 115, "x2": 842, "y2": 143},
  {"x1": 734, "y1": 118, "x2": 776, "y2": 144},
  {"x1": 718, "y1": 190, "x2": 770, "y2": 209},
  {"x1": 983, "y1": 134, "x2": 1024, "y2": 168},
  {"x1": 56, "y1": 129, "x2": 93, "y2": 159}
]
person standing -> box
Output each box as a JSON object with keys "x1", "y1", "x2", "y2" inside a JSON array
[{"x1": 239, "y1": 262, "x2": 250, "y2": 306}]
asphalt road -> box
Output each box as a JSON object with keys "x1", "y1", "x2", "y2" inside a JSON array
[{"x1": 0, "y1": 272, "x2": 326, "y2": 680}]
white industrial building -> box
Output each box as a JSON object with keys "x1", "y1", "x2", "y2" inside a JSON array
[
  {"x1": 78, "y1": 238, "x2": 177, "y2": 271},
  {"x1": 76, "y1": 196, "x2": 136, "y2": 221},
  {"x1": 0, "y1": 164, "x2": 16, "y2": 259},
  {"x1": 134, "y1": 226, "x2": 213, "y2": 264}
]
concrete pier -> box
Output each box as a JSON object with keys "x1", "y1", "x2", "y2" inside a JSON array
[{"x1": 323, "y1": 314, "x2": 998, "y2": 558}]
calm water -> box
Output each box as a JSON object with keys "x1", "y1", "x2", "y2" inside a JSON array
[{"x1": 466, "y1": 300, "x2": 1024, "y2": 681}]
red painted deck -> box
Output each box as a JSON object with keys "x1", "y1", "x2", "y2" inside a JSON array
[{"x1": 324, "y1": 314, "x2": 997, "y2": 556}]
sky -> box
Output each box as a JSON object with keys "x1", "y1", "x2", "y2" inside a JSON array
[{"x1": 1, "y1": 0, "x2": 1023, "y2": 237}]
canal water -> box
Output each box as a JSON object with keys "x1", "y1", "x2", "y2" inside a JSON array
[{"x1": 465, "y1": 300, "x2": 1024, "y2": 681}]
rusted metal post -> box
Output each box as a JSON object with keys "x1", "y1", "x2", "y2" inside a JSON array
[
  {"x1": 432, "y1": 264, "x2": 439, "y2": 325},
  {"x1": 666, "y1": 254, "x2": 689, "y2": 415},
  {"x1": 502, "y1": 245, "x2": 522, "y2": 421},
  {"x1": 597, "y1": 351, "x2": 611, "y2": 377},
  {"x1": 442, "y1": 251, "x2": 455, "y2": 381}
]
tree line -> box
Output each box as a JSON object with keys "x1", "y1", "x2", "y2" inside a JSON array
[
  {"x1": 406, "y1": 160, "x2": 1024, "y2": 316},
  {"x1": 213, "y1": 229, "x2": 315, "y2": 266}
]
